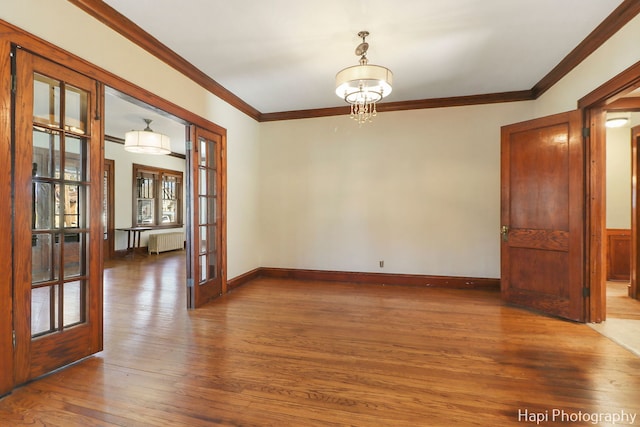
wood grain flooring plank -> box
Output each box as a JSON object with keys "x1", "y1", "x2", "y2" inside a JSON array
[{"x1": 0, "y1": 253, "x2": 639, "y2": 426}]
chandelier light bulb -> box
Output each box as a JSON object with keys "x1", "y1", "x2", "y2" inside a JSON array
[{"x1": 335, "y1": 31, "x2": 393, "y2": 125}]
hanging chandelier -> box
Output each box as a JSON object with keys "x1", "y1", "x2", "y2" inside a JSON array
[
  {"x1": 335, "y1": 31, "x2": 393, "y2": 124},
  {"x1": 124, "y1": 118, "x2": 171, "y2": 155}
]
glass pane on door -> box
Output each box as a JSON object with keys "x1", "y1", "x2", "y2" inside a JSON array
[
  {"x1": 30, "y1": 73, "x2": 90, "y2": 339},
  {"x1": 32, "y1": 129, "x2": 59, "y2": 178},
  {"x1": 32, "y1": 234, "x2": 56, "y2": 283},
  {"x1": 31, "y1": 285, "x2": 58, "y2": 337},
  {"x1": 63, "y1": 280, "x2": 84, "y2": 327},
  {"x1": 197, "y1": 135, "x2": 218, "y2": 285},
  {"x1": 64, "y1": 84, "x2": 88, "y2": 134},
  {"x1": 33, "y1": 73, "x2": 60, "y2": 127}
]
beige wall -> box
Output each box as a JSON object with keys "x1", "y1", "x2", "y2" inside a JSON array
[
  {"x1": 259, "y1": 103, "x2": 533, "y2": 277},
  {"x1": 3, "y1": 1, "x2": 640, "y2": 280},
  {"x1": 605, "y1": 115, "x2": 640, "y2": 230}
]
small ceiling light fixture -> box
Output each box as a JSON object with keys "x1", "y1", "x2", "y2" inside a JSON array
[
  {"x1": 335, "y1": 31, "x2": 393, "y2": 125},
  {"x1": 605, "y1": 113, "x2": 630, "y2": 128},
  {"x1": 124, "y1": 118, "x2": 171, "y2": 155}
]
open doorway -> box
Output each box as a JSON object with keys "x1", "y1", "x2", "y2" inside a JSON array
[
  {"x1": 604, "y1": 110, "x2": 640, "y2": 318},
  {"x1": 103, "y1": 87, "x2": 189, "y2": 259},
  {"x1": 102, "y1": 86, "x2": 227, "y2": 309},
  {"x1": 593, "y1": 108, "x2": 640, "y2": 355}
]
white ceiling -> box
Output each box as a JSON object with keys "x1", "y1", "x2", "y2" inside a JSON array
[
  {"x1": 104, "y1": 89, "x2": 187, "y2": 154},
  {"x1": 100, "y1": 0, "x2": 626, "y2": 155},
  {"x1": 101, "y1": 0, "x2": 624, "y2": 114}
]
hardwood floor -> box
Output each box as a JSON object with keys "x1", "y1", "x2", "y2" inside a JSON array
[
  {"x1": 588, "y1": 281, "x2": 640, "y2": 359},
  {"x1": 1, "y1": 253, "x2": 640, "y2": 426},
  {"x1": 607, "y1": 281, "x2": 640, "y2": 320}
]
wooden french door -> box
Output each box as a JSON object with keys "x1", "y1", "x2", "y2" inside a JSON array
[
  {"x1": 501, "y1": 110, "x2": 586, "y2": 321},
  {"x1": 187, "y1": 125, "x2": 226, "y2": 308},
  {"x1": 13, "y1": 49, "x2": 103, "y2": 383}
]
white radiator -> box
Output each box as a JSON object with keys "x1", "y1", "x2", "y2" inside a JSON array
[{"x1": 148, "y1": 232, "x2": 184, "y2": 254}]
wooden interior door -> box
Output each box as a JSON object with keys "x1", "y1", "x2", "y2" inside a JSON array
[
  {"x1": 501, "y1": 110, "x2": 585, "y2": 321},
  {"x1": 103, "y1": 159, "x2": 115, "y2": 259},
  {"x1": 631, "y1": 125, "x2": 640, "y2": 300},
  {"x1": 13, "y1": 49, "x2": 103, "y2": 383},
  {"x1": 187, "y1": 125, "x2": 226, "y2": 308},
  {"x1": 0, "y1": 35, "x2": 12, "y2": 399}
]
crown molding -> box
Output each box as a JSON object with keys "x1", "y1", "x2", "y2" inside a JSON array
[
  {"x1": 68, "y1": 0, "x2": 640, "y2": 122},
  {"x1": 531, "y1": 0, "x2": 640, "y2": 98},
  {"x1": 259, "y1": 90, "x2": 535, "y2": 121},
  {"x1": 67, "y1": 0, "x2": 262, "y2": 121}
]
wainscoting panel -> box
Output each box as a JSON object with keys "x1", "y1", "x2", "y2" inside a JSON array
[{"x1": 607, "y1": 229, "x2": 631, "y2": 281}]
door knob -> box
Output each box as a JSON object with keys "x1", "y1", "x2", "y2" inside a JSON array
[{"x1": 501, "y1": 225, "x2": 509, "y2": 242}]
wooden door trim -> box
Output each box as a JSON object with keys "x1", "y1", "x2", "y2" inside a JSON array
[
  {"x1": 220, "y1": 133, "x2": 228, "y2": 295},
  {"x1": 584, "y1": 107, "x2": 607, "y2": 322},
  {"x1": 581, "y1": 69, "x2": 640, "y2": 318},
  {"x1": 13, "y1": 48, "x2": 35, "y2": 384},
  {"x1": 0, "y1": 36, "x2": 14, "y2": 396}
]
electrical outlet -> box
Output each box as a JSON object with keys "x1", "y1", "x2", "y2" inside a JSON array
[{"x1": 379, "y1": 260, "x2": 384, "y2": 268}]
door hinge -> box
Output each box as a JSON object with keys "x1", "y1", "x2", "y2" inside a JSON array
[
  {"x1": 583, "y1": 287, "x2": 590, "y2": 297},
  {"x1": 186, "y1": 140, "x2": 192, "y2": 151},
  {"x1": 187, "y1": 278, "x2": 194, "y2": 287},
  {"x1": 582, "y1": 127, "x2": 590, "y2": 137},
  {"x1": 11, "y1": 74, "x2": 16, "y2": 93},
  {"x1": 12, "y1": 330, "x2": 16, "y2": 348}
]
